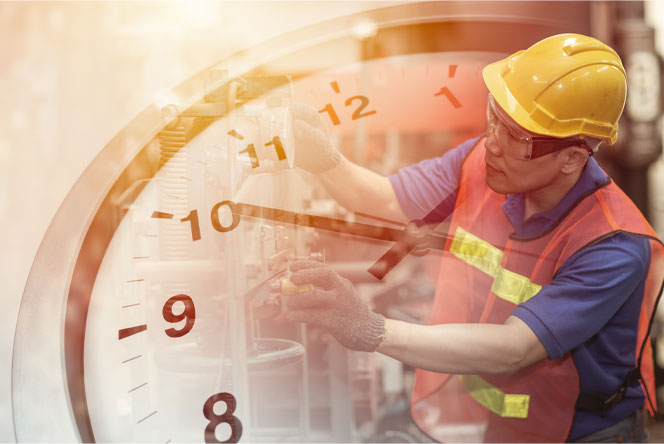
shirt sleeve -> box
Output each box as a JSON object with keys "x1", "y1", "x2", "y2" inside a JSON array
[
  {"x1": 511, "y1": 233, "x2": 651, "y2": 360},
  {"x1": 388, "y1": 137, "x2": 480, "y2": 223}
]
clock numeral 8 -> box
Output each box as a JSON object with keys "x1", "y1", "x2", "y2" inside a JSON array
[{"x1": 204, "y1": 392, "x2": 243, "y2": 443}]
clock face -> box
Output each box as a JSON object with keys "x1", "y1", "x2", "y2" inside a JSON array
[
  {"x1": 13, "y1": 4, "x2": 577, "y2": 443},
  {"x1": 80, "y1": 50, "x2": 490, "y2": 443}
]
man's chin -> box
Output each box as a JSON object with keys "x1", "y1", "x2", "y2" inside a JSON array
[{"x1": 485, "y1": 173, "x2": 510, "y2": 194}]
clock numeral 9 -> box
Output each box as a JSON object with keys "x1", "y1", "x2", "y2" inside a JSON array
[
  {"x1": 163, "y1": 294, "x2": 195, "y2": 337},
  {"x1": 204, "y1": 392, "x2": 243, "y2": 443}
]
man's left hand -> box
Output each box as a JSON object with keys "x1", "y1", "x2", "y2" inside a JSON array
[{"x1": 284, "y1": 260, "x2": 386, "y2": 352}]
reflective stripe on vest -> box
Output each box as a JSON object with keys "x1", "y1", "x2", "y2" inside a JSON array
[
  {"x1": 461, "y1": 375, "x2": 530, "y2": 419},
  {"x1": 449, "y1": 227, "x2": 542, "y2": 304}
]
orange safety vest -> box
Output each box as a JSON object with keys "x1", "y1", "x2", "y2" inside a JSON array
[{"x1": 411, "y1": 138, "x2": 664, "y2": 443}]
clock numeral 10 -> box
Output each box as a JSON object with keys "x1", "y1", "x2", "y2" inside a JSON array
[
  {"x1": 318, "y1": 95, "x2": 377, "y2": 126},
  {"x1": 159, "y1": 201, "x2": 240, "y2": 244},
  {"x1": 204, "y1": 392, "x2": 243, "y2": 443}
]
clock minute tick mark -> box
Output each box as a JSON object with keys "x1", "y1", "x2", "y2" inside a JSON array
[
  {"x1": 152, "y1": 211, "x2": 174, "y2": 219},
  {"x1": 128, "y1": 382, "x2": 147, "y2": 394},
  {"x1": 227, "y1": 129, "x2": 244, "y2": 140},
  {"x1": 137, "y1": 410, "x2": 157, "y2": 424},
  {"x1": 449, "y1": 64, "x2": 457, "y2": 78},
  {"x1": 122, "y1": 355, "x2": 142, "y2": 364},
  {"x1": 118, "y1": 324, "x2": 147, "y2": 340}
]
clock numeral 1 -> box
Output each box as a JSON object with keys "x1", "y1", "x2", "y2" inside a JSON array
[
  {"x1": 181, "y1": 209, "x2": 201, "y2": 241},
  {"x1": 238, "y1": 143, "x2": 259, "y2": 168},
  {"x1": 318, "y1": 103, "x2": 341, "y2": 126},
  {"x1": 204, "y1": 393, "x2": 243, "y2": 443},
  {"x1": 265, "y1": 135, "x2": 287, "y2": 161},
  {"x1": 434, "y1": 86, "x2": 462, "y2": 108}
]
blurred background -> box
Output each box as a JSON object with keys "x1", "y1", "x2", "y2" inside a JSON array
[{"x1": 3, "y1": 1, "x2": 664, "y2": 442}]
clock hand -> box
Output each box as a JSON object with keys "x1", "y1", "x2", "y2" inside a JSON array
[
  {"x1": 353, "y1": 211, "x2": 407, "y2": 227},
  {"x1": 350, "y1": 211, "x2": 425, "y2": 278},
  {"x1": 367, "y1": 240, "x2": 417, "y2": 280},
  {"x1": 223, "y1": 201, "x2": 542, "y2": 281},
  {"x1": 224, "y1": 201, "x2": 445, "y2": 245},
  {"x1": 221, "y1": 201, "x2": 449, "y2": 279}
]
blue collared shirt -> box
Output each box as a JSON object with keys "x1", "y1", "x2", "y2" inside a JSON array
[{"x1": 389, "y1": 138, "x2": 650, "y2": 439}]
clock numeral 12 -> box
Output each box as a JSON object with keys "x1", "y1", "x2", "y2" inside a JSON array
[{"x1": 319, "y1": 95, "x2": 377, "y2": 126}]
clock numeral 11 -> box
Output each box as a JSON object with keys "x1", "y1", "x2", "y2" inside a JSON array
[{"x1": 239, "y1": 136, "x2": 287, "y2": 168}]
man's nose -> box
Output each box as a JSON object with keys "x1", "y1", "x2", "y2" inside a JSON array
[{"x1": 485, "y1": 131, "x2": 503, "y2": 157}]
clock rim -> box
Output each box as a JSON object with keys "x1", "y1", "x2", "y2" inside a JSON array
[{"x1": 11, "y1": 3, "x2": 591, "y2": 442}]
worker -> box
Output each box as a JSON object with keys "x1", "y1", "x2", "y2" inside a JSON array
[{"x1": 284, "y1": 33, "x2": 664, "y2": 442}]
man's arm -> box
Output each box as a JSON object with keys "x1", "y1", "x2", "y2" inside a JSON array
[
  {"x1": 292, "y1": 104, "x2": 407, "y2": 222},
  {"x1": 316, "y1": 157, "x2": 408, "y2": 223},
  {"x1": 292, "y1": 104, "x2": 478, "y2": 225},
  {"x1": 286, "y1": 260, "x2": 548, "y2": 374},
  {"x1": 379, "y1": 316, "x2": 548, "y2": 375}
]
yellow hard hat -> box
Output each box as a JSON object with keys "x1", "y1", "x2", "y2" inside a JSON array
[{"x1": 482, "y1": 33, "x2": 627, "y2": 145}]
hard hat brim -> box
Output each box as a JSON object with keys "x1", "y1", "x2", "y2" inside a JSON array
[{"x1": 482, "y1": 55, "x2": 619, "y2": 145}]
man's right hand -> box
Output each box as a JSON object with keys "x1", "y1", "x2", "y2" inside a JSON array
[
  {"x1": 291, "y1": 103, "x2": 342, "y2": 174},
  {"x1": 289, "y1": 103, "x2": 408, "y2": 224}
]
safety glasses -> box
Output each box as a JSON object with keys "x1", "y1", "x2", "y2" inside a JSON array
[{"x1": 486, "y1": 94, "x2": 589, "y2": 160}]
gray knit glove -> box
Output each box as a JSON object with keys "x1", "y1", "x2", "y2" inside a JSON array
[
  {"x1": 291, "y1": 104, "x2": 342, "y2": 174},
  {"x1": 285, "y1": 260, "x2": 385, "y2": 352}
]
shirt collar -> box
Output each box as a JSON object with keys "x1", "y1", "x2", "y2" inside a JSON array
[{"x1": 502, "y1": 157, "x2": 609, "y2": 238}]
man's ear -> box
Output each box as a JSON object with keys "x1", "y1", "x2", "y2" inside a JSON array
[{"x1": 560, "y1": 146, "x2": 589, "y2": 175}]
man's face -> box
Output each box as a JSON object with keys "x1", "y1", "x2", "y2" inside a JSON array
[{"x1": 484, "y1": 110, "x2": 565, "y2": 195}]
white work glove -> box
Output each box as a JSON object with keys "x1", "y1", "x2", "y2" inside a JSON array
[
  {"x1": 285, "y1": 260, "x2": 386, "y2": 352},
  {"x1": 291, "y1": 104, "x2": 342, "y2": 174}
]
